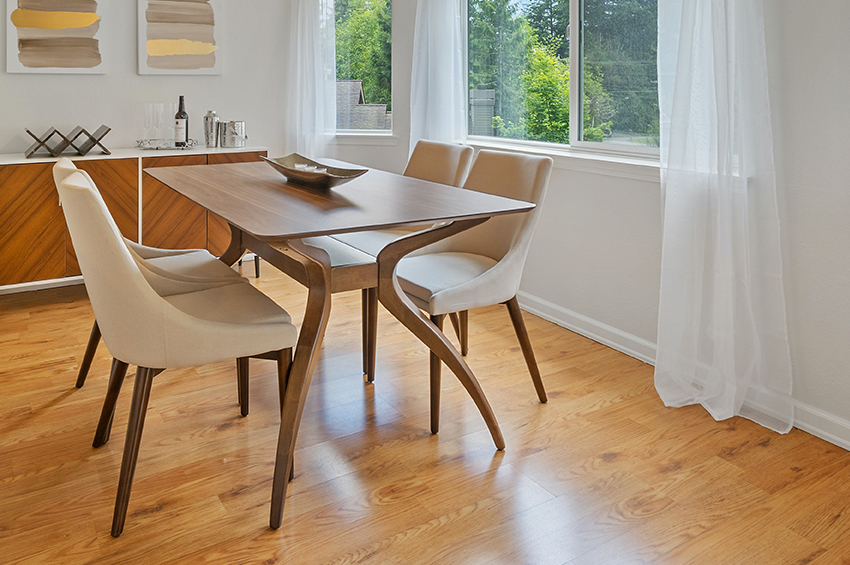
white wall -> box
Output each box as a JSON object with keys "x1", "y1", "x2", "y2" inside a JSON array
[
  {"x1": 335, "y1": 1, "x2": 850, "y2": 448},
  {"x1": 764, "y1": 0, "x2": 850, "y2": 445},
  {"x1": 0, "y1": 0, "x2": 288, "y2": 154}
]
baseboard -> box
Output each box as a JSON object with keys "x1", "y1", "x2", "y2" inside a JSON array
[
  {"x1": 0, "y1": 276, "x2": 84, "y2": 296},
  {"x1": 793, "y1": 401, "x2": 850, "y2": 451},
  {"x1": 515, "y1": 290, "x2": 850, "y2": 451},
  {"x1": 516, "y1": 290, "x2": 657, "y2": 365}
]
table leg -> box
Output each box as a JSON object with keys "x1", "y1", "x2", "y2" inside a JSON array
[
  {"x1": 267, "y1": 238, "x2": 332, "y2": 529},
  {"x1": 218, "y1": 224, "x2": 246, "y2": 266},
  {"x1": 376, "y1": 219, "x2": 506, "y2": 451}
]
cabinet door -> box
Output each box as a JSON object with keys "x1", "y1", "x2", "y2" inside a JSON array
[
  {"x1": 206, "y1": 151, "x2": 267, "y2": 256},
  {"x1": 142, "y1": 155, "x2": 207, "y2": 250},
  {"x1": 66, "y1": 158, "x2": 139, "y2": 276},
  {"x1": 0, "y1": 163, "x2": 65, "y2": 285}
]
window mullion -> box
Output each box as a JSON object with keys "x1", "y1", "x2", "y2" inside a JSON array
[{"x1": 569, "y1": 0, "x2": 581, "y2": 146}]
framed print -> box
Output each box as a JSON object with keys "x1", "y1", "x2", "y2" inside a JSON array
[
  {"x1": 138, "y1": 0, "x2": 222, "y2": 75},
  {"x1": 6, "y1": 0, "x2": 106, "y2": 74}
]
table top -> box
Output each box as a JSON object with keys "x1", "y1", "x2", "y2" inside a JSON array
[{"x1": 144, "y1": 160, "x2": 535, "y2": 241}]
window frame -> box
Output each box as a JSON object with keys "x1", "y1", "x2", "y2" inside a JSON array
[
  {"x1": 466, "y1": 0, "x2": 660, "y2": 161},
  {"x1": 333, "y1": 0, "x2": 395, "y2": 136}
]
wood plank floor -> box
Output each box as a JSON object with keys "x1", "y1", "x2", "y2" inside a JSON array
[{"x1": 1, "y1": 262, "x2": 848, "y2": 564}]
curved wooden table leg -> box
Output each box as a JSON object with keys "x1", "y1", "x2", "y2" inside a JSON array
[
  {"x1": 377, "y1": 219, "x2": 506, "y2": 451},
  {"x1": 218, "y1": 224, "x2": 246, "y2": 266},
  {"x1": 268, "y1": 239, "x2": 332, "y2": 529}
]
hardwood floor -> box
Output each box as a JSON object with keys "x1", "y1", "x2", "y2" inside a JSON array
[{"x1": 1, "y1": 263, "x2": 848, "y2": 564}]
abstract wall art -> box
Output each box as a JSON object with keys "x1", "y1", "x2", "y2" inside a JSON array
[
  {"x1": 138, "y1": 0, "x2": 221, "y2": 75},
  {"x1": 6, "y1": 0, "x2": 105, "y2": 73}
]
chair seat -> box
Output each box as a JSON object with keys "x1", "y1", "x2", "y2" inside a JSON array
[
  {"x1": 301, "y1": 236, "x2": 377, "y2": 267},
  {"x1": 397, "y1": 252, "x2": 497, "y2": 312},
  {"x1": 165, "y1": 283, "x2": 292, "y2": 326},
  {"x1": 147, "y1": 250, "x2": 242, "y2": 279},
  {"x1": 331, "y1": 228, "x2": 416, "y2": 257}
]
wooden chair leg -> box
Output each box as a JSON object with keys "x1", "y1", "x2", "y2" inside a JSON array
[
  {"x1": 254, "y1": 255, "x2": 261, "y2": 278},
  {"x1": 430, "y1": 314, "x2": 445, "y2": 434},
  {"x1": 111, "y1": 366, "x2": 161, "y2": 538},
  {"x1": 76, "y1": 320, "x2": 101, "y2": 388},
  {"x1": 459, "y1": 311, "x2": 468, "y2": 356},
  {"x1": 366, "y1": 287, "x2": 377, "y2": 383},
  {"x1": 361, "y1": 289, "x2": 369, "y2": 376},
  {"x1": 449, "y1": 311, "x2": 469, "y2": 356},
  {"x1": 361, "y1": 288, "x2": 378, "y2": 383},
  {"x1": 505, "y1": 296, "x2": 547, "y2": 403},
  {"x1": 276, "y1": 349, "x2": 295, "y2": 482},
  {"x1": 93, "y1": 358, "x2": 129, "y2": 448},
  {"x1": 237, "y1": 357, "x2": 250, "y2": 417}
]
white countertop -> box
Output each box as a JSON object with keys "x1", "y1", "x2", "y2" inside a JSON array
[{"x1": 0, "y1": 146, "x2": 269, "y2": 167}]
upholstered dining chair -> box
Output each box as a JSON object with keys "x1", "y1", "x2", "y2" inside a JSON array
[
  {"x1": 393, "y1": 149, "x2": 553, "y2": 433},
  {"x1": 57, "y1": 170, "x2": 298, "y2": 537},
  {"x1": 53, "y1": 159, "x2": 249, "y2": 391},
  {"x1": 297, "y1": 140, "x2": 474, "y2": 382}
]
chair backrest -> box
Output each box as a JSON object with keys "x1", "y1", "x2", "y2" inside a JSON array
[
  {"x1": 447, "y1": 149, "x2": 552, "y2": 263},
  {"x1": 57, "y1": 170, "x2": 170, "y2": 366},
  {"x1": 403, "y1": 140, "x2": 474, "y2": 187}
]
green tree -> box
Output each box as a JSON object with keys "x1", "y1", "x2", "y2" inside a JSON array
[
  {"x1": 335, "y1": 0, "x2": 392, "y2": 108},
  {"x1": 468, "y1": 0, "x2": 532, "y2": 131},
  {"x1": 582, "y1": 0, "x2": 657, "y2": 141},
  {"x1": 523, "y1": 0, "x2": 569, "y2": 60},
  {"x1": 520, "y1": 45, "x2": 569, "y2": 143}
]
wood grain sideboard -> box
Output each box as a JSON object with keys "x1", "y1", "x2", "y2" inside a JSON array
[{"x1": 0, "y1": 147, "x2": 267, "y2": 291}]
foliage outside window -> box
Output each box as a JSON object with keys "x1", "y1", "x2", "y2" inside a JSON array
[
  {"x1": 468, "y1": 0, "x2": 658, "y2": 148},
  {"x1": 335, "y1": 0, "x2": 392, "y2": 131}
]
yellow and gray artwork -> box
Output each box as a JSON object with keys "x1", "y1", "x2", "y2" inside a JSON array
[
  {"x1": 6, "y1": 0, "x2": 104, "y2": 73},
  {"x1": 139, "y1": 0, "x2": 221, "y2": 75}
]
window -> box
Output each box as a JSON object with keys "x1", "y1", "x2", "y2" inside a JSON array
[
  {"x1": 467, "y1": 0, "x2": 658, "y2": 150},
  {"x1": 335, "y1": 0, "x2": 392, "y2": 132}
]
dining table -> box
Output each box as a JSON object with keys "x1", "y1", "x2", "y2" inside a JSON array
[{"x1": 144, "y1": 158, "x2": 536, "y2": 528}]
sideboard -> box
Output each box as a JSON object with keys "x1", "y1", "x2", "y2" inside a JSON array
[{"x1": 0, "y1": 147, "x2": 267, "y2": 293}]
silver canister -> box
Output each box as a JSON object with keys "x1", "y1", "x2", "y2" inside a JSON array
[
  {"x1": 219, "y1": 121, "x2": 247, "y2": 148},
  {"x1": 203, "y1": 110, "x2": 219, "y2": 147}
]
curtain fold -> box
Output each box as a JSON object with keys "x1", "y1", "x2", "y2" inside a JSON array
[
  {"x1": 284, "y1": 0, "x2": 336, "y2": 157},
  {"x1": 655, "y1": 0, "x2": 794, "y2": 433},
  {"x1": 409, "y1": 0, "x2": 467, "y2": 155}
]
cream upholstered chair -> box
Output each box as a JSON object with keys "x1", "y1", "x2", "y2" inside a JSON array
[
  {"x1": 57, "y1": 170, "x2": 297, "y2": 537},
  {"x1": 394, "y1": 149, "x2": 553, "y2": 432},
  {"x1": 53, "y1": 158, "x2": 249, "y2": 390},
  {"x1": 298, "y1": 140, "x2": 474, "y2": 382}
]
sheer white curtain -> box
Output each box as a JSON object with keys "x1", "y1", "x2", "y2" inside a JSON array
[
  {"x1": 284, "y1": 0, "x2": 336, "y2": 157},
  {"x1": 655, "y1": 0, "x2": 794, "y2": 433},
  {"x1": 409, "y1": 0, "x2": 467, "y2": 155}
]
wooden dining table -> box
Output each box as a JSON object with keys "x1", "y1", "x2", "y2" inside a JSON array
[{"x1": 144, "y1": 159, "x2": 535, "y2": 528}]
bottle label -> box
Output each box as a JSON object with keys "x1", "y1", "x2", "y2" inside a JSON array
[{"x1": 174, "y1": 118, "x2": 187, "y2": 143}]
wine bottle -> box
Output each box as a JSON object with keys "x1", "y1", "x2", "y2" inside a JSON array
[{"x1": 174, "y1": 95, "x2": 188, "y2": 147}]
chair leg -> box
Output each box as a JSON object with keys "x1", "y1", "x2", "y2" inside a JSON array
[
  {"x1": 430, "y1": 314, "x2": 445, "y2": 434},
  {"x1": 76, "y1": 320, "x2": 101, "y2": 388},
  {"x1": 459, "y1": 311, "x2": 468, "y2": 356},
  {"x1": 237, "y1": 357, "x2": 250, "y2": 417},
  {"x1": 505, "y1": 296, "x2": 547, "y2": 403},
  {"x1": 276, "y1": 349, "x2": 295, "y2": 482},
  {"x1": 449, "y1": 311, "x2": 469, "y2": 356},
  {"x1": 361, "y1": 288, "x2": 378, "y2": 383},
  {"x1": 254, "y1": 255, "x2": 261, "y2": 278},
  {"x1": 111, "y1": 366, "x2": 160, "y2": 538},
  {"x1": 93, "y1": 359, "x2": 129, "y2": 448}
]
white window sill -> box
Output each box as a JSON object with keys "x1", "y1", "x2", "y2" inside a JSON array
[
  {"x1": 333, "y1": 132, "x2": 398, "y2": 146},
  {"x1": 466, "y1": 136, "x2": 660, "y2": 183}
]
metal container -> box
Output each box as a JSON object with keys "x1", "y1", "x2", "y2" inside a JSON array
[
  {"x1": 219, "y1": 121, "x2": 247, "y2": 148},
  {"x1": 203, "y1": 110, "x2": 219, "y2": 147}
]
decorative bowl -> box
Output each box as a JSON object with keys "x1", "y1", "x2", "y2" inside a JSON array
[{"x1": 261, "y1": 154, "x2": 368, "y2": 190}]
